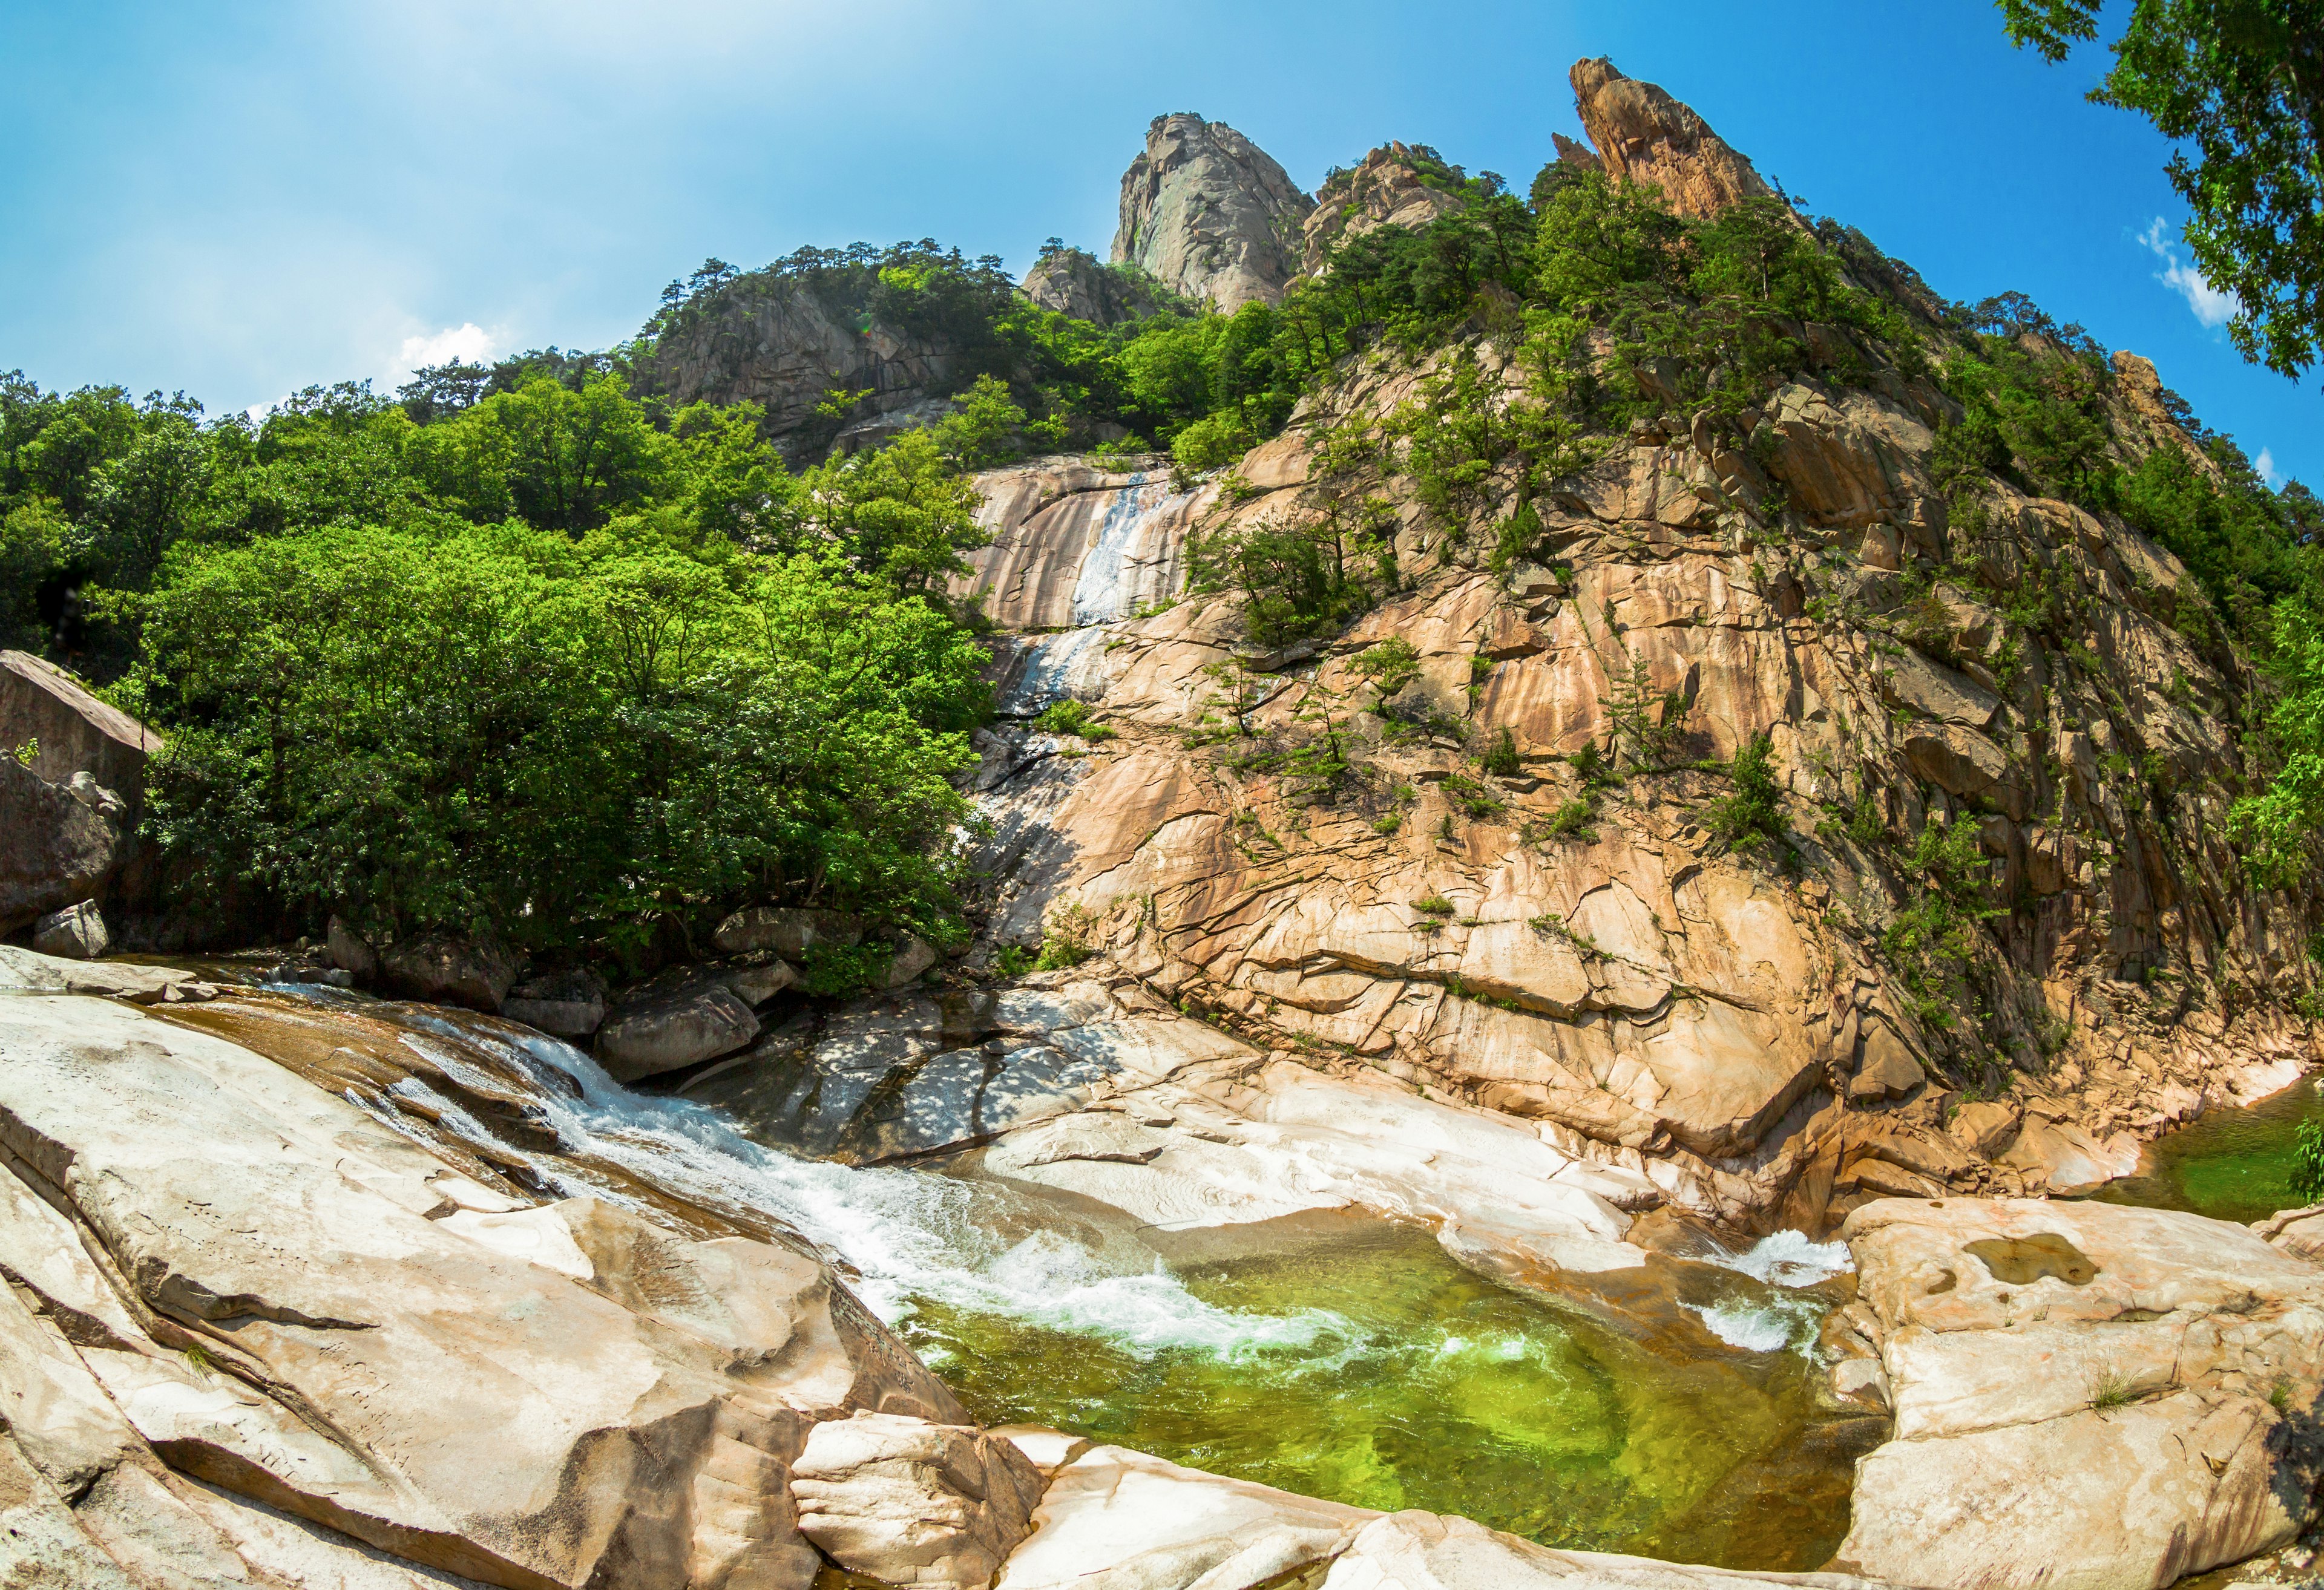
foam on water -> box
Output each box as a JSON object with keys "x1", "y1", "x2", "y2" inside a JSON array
[
  {"x1": 1701, "y1": 1228, "x2": 1854, "y2": 1287},
  {"x1": 1688, "y1": 1298, "x2": 1816, "y2": 1353},
  {"x1": 374, "y1": 1006, "x2": 1351, "y2": 1361}
]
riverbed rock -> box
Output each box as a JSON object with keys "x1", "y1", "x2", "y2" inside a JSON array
[
  {"x1": 0, "y1": 993, "x2": 960, "y2": 1590},
  {"x1": 1112, "y1": 113, "x2": 1313, "y2": 310},
  {"x1": 791, "y1": 1412, "x2": 1045, "y2": 1589},
  {"x1": 377, "y1": 932, "x2": 519, "y2": 1012},
  {"x1": 30, "y1": 900, "x2": 108, "y2": 960},
  {"x1": 596, "y1": 980, "x2": 761, "y2": 1081},
  {"x1": 995, "y1": 1444, "x2": 1377, "y2": 1590},
  {"x1": 1835, "y1": 1197, "x2": 2324, "y2": 1589},
  {"x1": 1323, "y1": 1510, "x2": 1887, "y2": 1588},
  {"x1": 0, "y1": 946, "x2": 215, "y2": 1004}
]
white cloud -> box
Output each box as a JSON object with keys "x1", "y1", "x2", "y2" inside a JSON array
[
  {"x1": 2141, "y1": 218, "x2": 2240, "y2": 329},
  {"x1": 2256, "y1": 447, "x2": 2285, "y2": 488},
  {"x1": 397, "y1": 321, "x2": 500, "y2": 372}
]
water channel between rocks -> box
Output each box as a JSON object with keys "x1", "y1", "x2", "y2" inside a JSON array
[{"x1": 145, "y1": 984, "x2": 1882, "y2": 1569}]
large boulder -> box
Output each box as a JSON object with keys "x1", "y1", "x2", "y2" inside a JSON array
[
  {"x1": 596, "y1": 981, "x2": 761, "y2": 1081},
  {"x1": 502, "y1": 966, "x2": 609, "y2": 1039},
  {"x1": 0, "y1": 995, "x2": 959, "y2": 1590},
  {"x1": 1111, "y1": 113, "x2": 1313, "y2": 309},
  {"x1": 377, "y1": 932, "x2": 519, "y2": 1012},
  {"x1": 791, "y1": 1412, "x2": 1045, "y2": 1589},
  {"x1": 1567, "y1": 57, "x2": 1774, "y2": 221},
  {"x1": 0, "y1": 756, "x2": 123, "y2": 935},
  {"x1": 0, "y1": 650, "x2": 159, "y2": 807},
  {"x1": 1833, "y1": 1197, "x2": 2324, "y2": 1589},
  {"x1": 712, "y1": 904, "x2": 865, "y2": 960},
  {"x1": 30, "y1": 900, "x2": 108, "y2": 960}
]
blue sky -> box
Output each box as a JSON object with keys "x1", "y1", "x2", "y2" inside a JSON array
[{"x1": 2, "y1": 1, "x2": 2312, "y2": 483}]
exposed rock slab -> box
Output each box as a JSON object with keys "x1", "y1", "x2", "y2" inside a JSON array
[
  {"x1": 0, "y1": 994, "x2": 958, "y2": 1590},
  {"x1": 1834, "y1": 1197, "x2": 2324, "y2": 1589}
]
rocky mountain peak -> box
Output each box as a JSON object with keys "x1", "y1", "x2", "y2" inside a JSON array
[
  {"x1": 1568, "y1": 56, "x2": 1773, "y2": 220},
  {"x1": 1303, "y1": 142, "x2": 1471, "y2": 270},
  {"x1": 1111, "y1": 113, "x2": 1314, "y2": 310},
  {"x1": 1019, "y1": 244, "x2": 1169, "y2": 326}
]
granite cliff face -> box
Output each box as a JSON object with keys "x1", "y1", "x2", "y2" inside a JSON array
[
  {"x1": 629, "y1": 278, "x2": 962, "y2": 462},
  {"x1": 1111, "y1": 113, "x2": 1315, "y2": 310},
  {"x1": 952, "y1": 65, "x2": 2319, "y2": 1250}
]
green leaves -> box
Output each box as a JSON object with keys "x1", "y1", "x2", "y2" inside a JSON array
[
  {"x1": 2001, "y1": 0, "x2": 2324, "y2": 379},
  {"x1": 124, "y1": 511, "x2": 989, "y2": 958}
]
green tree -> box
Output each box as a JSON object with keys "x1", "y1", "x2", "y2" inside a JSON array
[{"x1": 2000, "y1": 0, "x2": 2324, "y2": 378}]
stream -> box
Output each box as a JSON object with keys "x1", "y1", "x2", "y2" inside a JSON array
[{"x1": 148, "y1": 980, "x2": 1882, "y2": 1569}]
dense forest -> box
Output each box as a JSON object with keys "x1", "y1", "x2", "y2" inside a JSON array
[{"x1": 4, "y1": 145, "x2": 2320, "y2": 990}]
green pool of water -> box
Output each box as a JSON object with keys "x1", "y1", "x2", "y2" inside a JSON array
[
  {"x1": 2090, "y1": 1075, "x2": 2320, "y2": 1225},
  {"x1": 902, "y1": 1222, "x2": 1878, "y2": 1571}
]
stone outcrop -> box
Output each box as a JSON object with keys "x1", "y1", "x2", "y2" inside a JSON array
[
  {"x1": 1, "y1": 754, "x2": 123, "y2": 934},
  {"x1": 1569, "y1": 57, "x2": 1774, "y2": 220},
  {"x1": 1830, "y1": 1198, "x2": 2324, "y2": 1588},
  {"x1": 1019, "y1": 246, "x2": 1170, "y2": 326},
  {"x1": 1304, "y1": 142, "x2": 1471, "y2": 270},
  {"x1": 632, "y1": 278, "x2": 965, "y2": 461},
  {"x1": 1112, "y1": 114, "x2": 1314, "y2": 310},
  {"x1": 0, "y1": 649, "x2": 159, "y2": 807},
  {"x1": 0, "y1": 652, "x2": 157, "y2": 937},
  {"x1": 946, "y1": 231, "x2": 2316, "y2": 1238}
]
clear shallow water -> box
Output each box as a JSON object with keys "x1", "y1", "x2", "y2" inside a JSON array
[
  {"x1": 159, "y1": 989, "x2": 1876, "y2": 1568},
  {"x1": 2091, "y1": 1075, "x2": 2320, "y2": 1225}
]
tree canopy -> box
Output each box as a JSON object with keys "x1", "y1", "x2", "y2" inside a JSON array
[{"x1": 2000, "y1": 0, "x2": 2324, "y2": 379}]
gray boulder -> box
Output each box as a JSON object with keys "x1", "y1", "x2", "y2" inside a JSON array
[
  {"x1": 596, "y1": 983, "x2": 761, "y2": 1082},
  {"x1": 0, "y1": 757, "x2": 122, "y2": 934},
  {"x1": 1112, "y1": 113, "x2": 1313, "y2": 310},
  {"x1": 379, "y1": 934, "x2": 519, "y2": 1012},
  {"x1": 325, "y1": 915, "x2": 378, "y2": 980},
  {"x1": 503, "y1": 967, "x2": 609, "y2": 1039},
  {"x1": 882, "y1": 934, "x2": 940, "y2": 989},
  {"x1": 712, "y1": 905, "x2": 864, "y2": 960},
  {"x1": 31, "y1": 901, "x2": 108, "y2": 960}
]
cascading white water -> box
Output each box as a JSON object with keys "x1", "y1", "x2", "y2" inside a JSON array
[
  {"x1": 1068, "y1": 471, "x2": 1193, "y2": 626},
  {"x1": 374, "y1": 1003, "x2": 1348, "y2": 1359}
]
